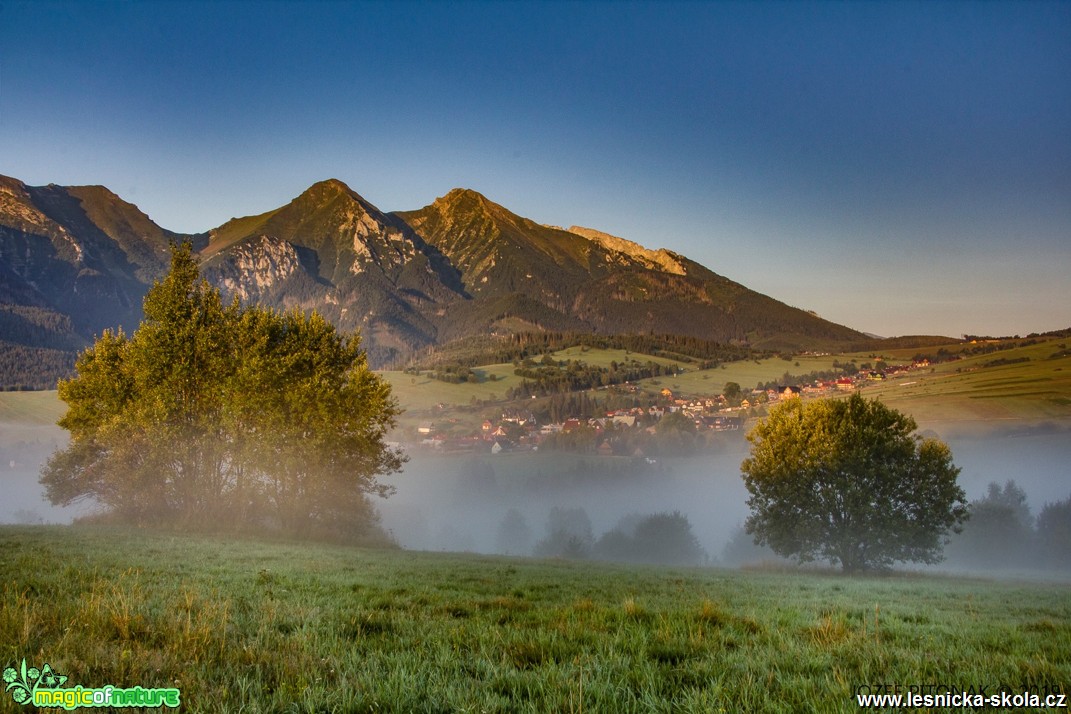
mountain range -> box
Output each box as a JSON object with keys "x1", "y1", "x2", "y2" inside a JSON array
[{"x1": 0, "y1": 174, "x2": 866, "y2": 383}]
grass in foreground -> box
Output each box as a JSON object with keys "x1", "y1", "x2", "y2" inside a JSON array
[{"x1": 1, "y1": 527, "x2": 1069, "y2": 712}]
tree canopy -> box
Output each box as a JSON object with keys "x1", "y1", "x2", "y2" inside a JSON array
[
  {"x1": 42, "y1": 244, "x2": 403, "y2": 542},
  {"x1": 740, "y1": 393, "x2": 967, "y2": 572}
]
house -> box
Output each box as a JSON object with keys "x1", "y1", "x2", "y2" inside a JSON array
[
  {"x1": 417, "y1": 423, "x2": 435, "y2": 435},
  {"x1": 597, "y1": 441, "x2": 614, "y2": 456},
  {"x1": 781, "y1": 386, "x2": 801, "y2": 399},
  {"x1": 836, "y1": 378, "x2": 855, "y2": 391},
  {"x1": 711, "y1": 416, "x2": 742, "y2": 431},
  {"x1": 481, "y1": 420, "x2": 493, "y2": 432}
]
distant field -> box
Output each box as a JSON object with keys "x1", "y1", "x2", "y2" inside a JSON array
[
  {"x1": 381, "y1": 348, "x2": 851, "y2": 425},
  {"x1": 0, "y1": 391, "x2": 64, "y2": 427},
  {"x1": 380, "y1": 364, "x2": 523, "y2": 413},
  {"x1": 1, "y1": 527, "x2": 1068, "y2": 713},
  {"x1": 632, "y1": 353, "x2": 848, "y2": 398},
  {"x1": 861, "y1": 340, "x2": 1071, "y2": 425}
]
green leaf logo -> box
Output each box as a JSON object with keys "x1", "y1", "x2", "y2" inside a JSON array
[{"x1": 4, "y1": 659, "x2": 67, "y2": 706}]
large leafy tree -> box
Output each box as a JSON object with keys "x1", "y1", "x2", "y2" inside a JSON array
[
  {"x1": 740, "y1": 393, "x2": 967, "y2": 572},
  {"x1": 42, "y1": 244, "x2": 403, "y2": 540}
]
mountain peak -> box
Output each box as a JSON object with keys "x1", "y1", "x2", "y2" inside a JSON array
[
  {"x1": 313, "y1": 177, "x2": 351, "y2": 191},
  {"x1": 300, "y1": 178, "x2": 361, "y2": 202},
  {"x1": 435, "y1": 187, "x2": 503, "y2": 213},
  {"x1": 442, "y1": 187, "x2": 485, "y2": 201}
]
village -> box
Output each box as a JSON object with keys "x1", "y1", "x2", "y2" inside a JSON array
[{"x1": 408, "y1": 358, "x2": 932, "y2": 456}]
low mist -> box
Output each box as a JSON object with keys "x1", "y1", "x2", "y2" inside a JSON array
[
  {"x1": 378, "y1": 424, "x2": 1071, "y2": 575},
  {"x1": 3, "y1": 418, "x2": 1070, "y2": 576},
  {"x1": 378, "y1": 444, "x2": 751, "y2": 561}
]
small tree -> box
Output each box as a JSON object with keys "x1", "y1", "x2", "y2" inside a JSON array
[
  {"x1": 741, "y1": 393, "x2": 967, "y2": 572},
  {"x1": 534, "y1": 506, "x2": 593, "y2": 559},
  {"x1": 630, "y1": 511, "x2": 706, "y2": 565},
  {"x1": 496, "y1": 508, "x2": 533, "y2": 555}
]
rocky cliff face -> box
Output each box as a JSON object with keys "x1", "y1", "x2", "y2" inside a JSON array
[
  {"x1": 211, "y1": 235, "x2": 302, "y2": 303},
  {"x1": 566, "y1": 226, "x2": 688, "y2": 276}
]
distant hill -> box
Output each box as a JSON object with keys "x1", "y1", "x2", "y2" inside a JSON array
[{"x1": 1, "y1": 174, "x2": 870, "y2": 384}]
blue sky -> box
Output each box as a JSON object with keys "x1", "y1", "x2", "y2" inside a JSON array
[{"x1": 1, "y1": 0, "x2": 1068, "y2": 338}]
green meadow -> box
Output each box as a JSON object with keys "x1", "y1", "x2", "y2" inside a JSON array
[{"x1": 1, "y1": 527, "x2": 1069, "y2": 713}]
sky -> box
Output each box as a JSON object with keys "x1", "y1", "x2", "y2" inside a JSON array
[{"x1": 1, "y1": 0, "x2": 1068, "y2": 338}]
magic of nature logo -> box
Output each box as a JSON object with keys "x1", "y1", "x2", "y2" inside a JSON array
[{"x1": 4, "y1": 659, "x2": 180, "y2": 709}]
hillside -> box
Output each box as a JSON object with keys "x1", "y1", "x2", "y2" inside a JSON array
[{"x1": 396, "y1": 189, "x2": 866, "y2": 349}]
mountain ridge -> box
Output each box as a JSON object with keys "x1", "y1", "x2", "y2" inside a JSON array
[{"x1": 0, "y1": 174, "x2": 868, "y2": 381}]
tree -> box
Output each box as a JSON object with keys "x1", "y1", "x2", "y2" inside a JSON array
[
  {"x1": 41, "y1": 244, "x2": 403, "y2": 541},
  {"x1": 495, "y1": 508, "x2": 533, "y2": 555},
  {"x1": 740, "y1": 393, "x2": 967, "y2": 572},
  {"x1": 533, "y1": 506, "x2": 594, "y2": 559},
  {"x1": 947, "y1": 480, "x2": 1034, "y2": 568},
  {"x1": 1036, "y1": 495, "x2": 1071, "y2": 569}
]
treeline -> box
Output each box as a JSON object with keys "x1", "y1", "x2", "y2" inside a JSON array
[
  {"x1": 0, "y1": 342, "x2": 77, "y2": 390},
  {"x1": 497, "y1": 506, "x2": 707, "y2": 566},
  {"x1": 412, "y1": 363, "x2": 502, "y2": 385},
  {"x1": 536, "y1": 391, "x2": 603, "y2": 423},
  {"x1": 848, "y1": 335, "x2": 963, "y2": 351},
  {"x1": 408, "y1": 331, "x2": 763, "y2": 371},
  {"x1": 506, "y1": 357, "x2": 677, "y2": 398},
  {"x1": 754, "y1": 361, "x2": 864, "y2": 391},
  {"x1": 944, "y1": 480, "x2": 1071, "y2": 572},
  {"x1": 0, "y1": 305, "x2": 85, "y2": 351}
]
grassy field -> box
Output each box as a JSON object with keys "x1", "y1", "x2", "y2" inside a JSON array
[
  {"x1": 0, "y1": 391, "x2": 65, "y2": 428},
  {"x1": 860, "y1": 339, "x2": 1071, "y2": 426},
  {"x1": 630, "y1": 353, "x2": 848, "y2": 399},
  {"x1": 1, "y1": 527, "x2": 1068, "y2": 713}
]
